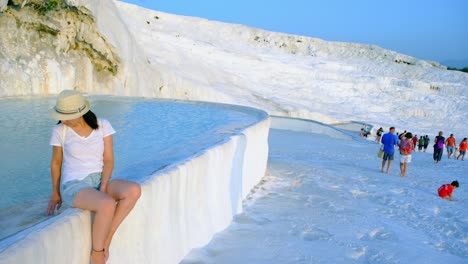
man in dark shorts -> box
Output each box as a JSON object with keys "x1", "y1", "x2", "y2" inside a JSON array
[
  {"x1": 381, "y1": 127, "x2": 399, "y2": 173},
  {"x1": 433, "y1": 131, "x2": 445, "y2": 163},
  {"x1": 423, "y1": 135, "x2": 430, "y2": 152}
]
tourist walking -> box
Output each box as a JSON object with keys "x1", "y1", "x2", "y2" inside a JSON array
[
  {"x1": 456, "y1": 138, "x2": 467, "y2": 160},
  {"x1": 376, "y1": 127, "x2": 384, "y2": 143},
  {"x1": 412, "y1": 134, "x2": 418, "y2": 150},
  {"x1": 423, "y1": 135, "x2": 430, "y2": 152},
  {"x1": 418, "y1": 136, "x2": 424, "y2": 152},
  {"x1": 445, "y1": 134, "x2": 456, "y2": 159},
  {"x1": 433, "y1": 131, "x2": 445, "y2": 163},
  {"x1": 380, "y1": 127, "x2": 399, "y2": 174},
  {"x1": 399, "y1": 132, "x2": 414, "y2": 177},
  {"x1": 46, "y1": 90, "x2": 141, "y2": 264}
]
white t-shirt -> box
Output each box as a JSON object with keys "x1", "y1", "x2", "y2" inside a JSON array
[{"x1": 49, "y1": 118, "x2": 116, "y2": 184}]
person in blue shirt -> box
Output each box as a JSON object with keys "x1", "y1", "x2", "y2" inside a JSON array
[{"x1": 381, "y1": 127, "x2": 399, "y2": 173}]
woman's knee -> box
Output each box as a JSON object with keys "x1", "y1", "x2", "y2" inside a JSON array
[
  {"x1": 109, "y1": 180, "x2": 141, "y2": 201},
  {"x1": 128, "y1": 183, "x2": 141, "y2": 201}
]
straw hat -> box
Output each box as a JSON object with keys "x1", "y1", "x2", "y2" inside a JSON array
[{"x1": 49, "y1": 90, "x2": 90, "y2": 120}]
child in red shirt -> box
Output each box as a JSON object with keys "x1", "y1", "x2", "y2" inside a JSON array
[{"x1": 438, "y1": 181, "x2": 459, "y2": 201}]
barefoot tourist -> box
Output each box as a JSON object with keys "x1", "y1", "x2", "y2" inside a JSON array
[
  {"x1": 445, "y1": 134, "x2": 456, "y2": 159},
  {"x1": 399, "y1": 132, "x2": 413, "y2": 177},
  {"x1": 433, "y1": 131, "x2": 445, "y2": 163},
  {"x1": 381, "y1": 127, "x2": 399, "y2": 173},
  {"x1": 457, "y1": 138, "x2": 467, "y2": 160},
  {"x1": 46, "y1": 90, "x2": 141, "y2": 264}
]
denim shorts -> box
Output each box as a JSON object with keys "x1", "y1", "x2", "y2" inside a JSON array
[
  {"x1": 61, "y1": 172, "x2": 102, "y2": 206},
  {"x1": 383, "y1": 152, "x2": 394, "y2": 161},
  {"x1": 447, "y1": 146, "x2": 454, "y2": 153}
]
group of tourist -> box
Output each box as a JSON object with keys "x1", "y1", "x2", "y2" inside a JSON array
[
  {"x1": 378, "y1": 126, "x2": 462, "y2": 201},
  {"x1": 415, "y1": 135, "x2": 430, "y2": 152},
  {"x1": 360, "y1": 126, "x2": 371, "y2": 138},
  {"x1": 430, "y1": 132, "x2": 467, "y2": 162},
  {"x1": 377, "y1": 127, "x2": 467, "y2": 164},
  {"x1": 403, "y1": 131, "x2": 468, "y2": 162}
]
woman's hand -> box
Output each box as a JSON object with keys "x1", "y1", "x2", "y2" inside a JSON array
[
  {"x1": 100, "y1": 183, "x2": 109, "y2": 194},
  {"x1": 46, "y1": 192, "x2": 62, "y2": 216}
]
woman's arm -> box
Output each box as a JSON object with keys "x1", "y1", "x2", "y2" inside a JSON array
[
  {"x1": 100, "y1": 135, "x2": 114, "y2": 193},
  {"x1": 46, "y1": 146, "x2": 63, "y2": 215}
]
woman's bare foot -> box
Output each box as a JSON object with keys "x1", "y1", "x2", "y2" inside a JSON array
[
  {"x1": 104, "y1": 239, "x2": 111, "y2": 261},
  {"x1": 90, "y1": 249, "x2": 106, "y2": 264}
]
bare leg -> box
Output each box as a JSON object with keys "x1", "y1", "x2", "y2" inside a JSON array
[
  {"x1": 381, "y1": 159, "x2": 386, "y2": 172},
  {"x1": 401, "y1": 163, "x2": 408, "y2": 177},
  {"x1": 386, "y1": 160, "x2": 393, "y2": 174},
  {"x1": 73, "y1": 188, "x2": 116, "y2": 264},
  {"x1": 103, "y1": 180, "x2": 141, "y2": 259},
  {"x1": 399, "y1": 162, "x2": 404, "y2": 176}
]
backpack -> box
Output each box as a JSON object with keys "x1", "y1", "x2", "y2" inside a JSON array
[{"x1": 436, "y1": 138, "x2": 444, "y2": 149}]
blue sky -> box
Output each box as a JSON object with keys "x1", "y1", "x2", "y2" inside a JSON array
[{"x1": 122, "y1": 0, "x2": 468, "y2": 67}]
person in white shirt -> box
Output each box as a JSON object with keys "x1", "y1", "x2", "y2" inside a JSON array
[{"x1": 46, "y1": 90, "x2": 141, "y2": 264}]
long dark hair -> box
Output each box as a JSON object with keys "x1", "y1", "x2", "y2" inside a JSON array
[{"x1": 57, "y1": 110, "x2": 99, "y2": 129}]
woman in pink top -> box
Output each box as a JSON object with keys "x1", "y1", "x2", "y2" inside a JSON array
[{"x1": 399, "y1": 132, "x2": 414, "y2": 177}]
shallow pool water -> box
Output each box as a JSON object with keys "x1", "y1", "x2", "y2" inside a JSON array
[{"x1": 0, "y1": 95, "x2": 263, "y2": 240}]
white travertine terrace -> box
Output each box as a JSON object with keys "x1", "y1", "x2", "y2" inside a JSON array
[{"x1": 0, "y1": 110, "x2": 270, "y2": 264}]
